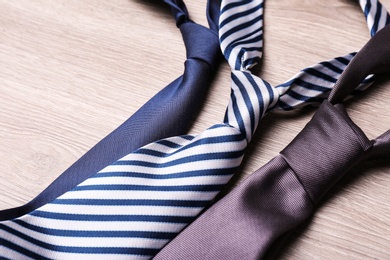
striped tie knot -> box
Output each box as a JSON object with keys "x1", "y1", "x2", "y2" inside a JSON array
[{"x1": 223, "y1": 71, "x2": 279, "y2": 143}]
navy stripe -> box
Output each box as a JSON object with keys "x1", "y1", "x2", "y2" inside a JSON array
[
  {"x1": 276, "y1": 99, "x2": 294, "y2": 111},
  {"x1": 30, "y1": 211, "x2": 195, "y2": 223},
  {"x1": 292, "y1": 78, "x2": 331, "y2": 92},
  {"x1": 72, "y1": 184, "x2": 225, "y2": 192},
  {"x1": 233, "y1": 74, "x2": 255, "y2": 135},
  {"x1": 171, "y1": 132, "x2": 245, "y2": 153},
  {"x1": 372, "y1": 2, "x2": 382, "y2": 36},
  {"x1": 94, "y1": 167, "x2": 237, "y2": 180},
  {"x1": 263, "y1": 79, "x2": 275, "y2": 102},
  {"x1": 155, "y1": 138, "x2": 190, "y2": 149},
  {"x1": 303, "y1": 67, "x2": 338, "y2": 83},
  {"x1": 224, "y1": 27, "x2": 263, "y2": 59},
  {"x1": 221, "y1": 0, "x2": 252, "y2": 14},
  {"x1": 335, "y1": 56, "x2": 350, "y2": 65},
  {"x1": 243, "y1": 72, "x2": 265, "y2": 131},
  {"x1": 237, "y1": 73, "x2": 256, "y2": 134},
  {"x1": 0, "y1": 237, "x2": 48, "y2": 259},
  {"x1": 223, "y1": 112, "x2": 229, "y2": 124},
  {"x1": 285, "y1": 89, "x2": 323, "y2": 103},
  {"x1": 13, "y1": 220, "x2": 177, "y2": 239},
  {"x1": 234, "y1": 48, "x2": 245, "y2": 70},
  {"x1": 243, "y1": 56, "x2": 262, "y2": 69},
  {"x1": 220, "y1": 14, "x2": 262, "y2": 43},
  {"x1": 220, "y1": 3, "x2": 263, "y2": 28},
  {"x1": 113, "y1": 150, "x2": 244, "y2": 168},
  {"x1": 2, "y1": 225, "x2": 158, "y2": 255},
  {"x1": 276, "y1": 78, "x2": 295, "y2": 88},
  {"x1": 51, "y1": 199, "x2": 210, "y2": 207},
  {"x1": 364, "y1": 0, "x2": 372, "y2": 19},
  {"x1": 230, "y1": 74, "x2": 247, "y2": 137},
  {"x1": 133, "y1": 133, "x2": 245, "y2": 158},
  {"x1": 208, "y1": 123, "x2": 231, "y2": 130},
  {"x1": 241, "y1": 46, "x2": 263, "y2": 53},
  {"x1": 319, "y1": 60, "x2": 344, "y2": 74}
]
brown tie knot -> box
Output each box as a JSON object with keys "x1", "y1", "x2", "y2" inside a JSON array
[{"x1": 280, "y1": 101, "x2": 373, "y2": 204}]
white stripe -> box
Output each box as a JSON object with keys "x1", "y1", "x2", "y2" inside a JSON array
[
  {"x1": 367, "y1": 0, "x2": 378, "y2": 31},
  {"x1": 284, "y1": 84, "x2": 329, "y2": 98},
  {"x1": 276, "y1": 56, "x2": 351, "y2": 98},
  {"x1": 0, "y1": 229, "x2": 47, "y2": 259},
  {"x1": 355, "y1": 80, "x2": 374, "y2": 91},
  {"x1": 226, "y1": 33, "x2": 263, "y2": 69},
  {"x1": 0, "y1": 245, "x2": 33, "y2": 260},
  {"x1": 118, "y1": 125, "x2": 241, "y2": 159},
  {"x1": 22, "y1": 214, "x2": 187, "y2": 233},
  {"x1": 237, "y1": 74, "x2": 263, "y2": 130},
  {"x1": 110, "y1": 135, "x2": 246, "y2": 166},
  {"x1": 277, "y1": 94, "x2": 309, "y2": 109},
  {"x1": 97, "y1": 155, "x2": 244, "y2": 176},
  {"x1": 81, "y1": 175, "x2": 234, "y2": 187},
  {"x1": 378, "y1": 5, "x2": 389, "y2": 31},
  {"x1": 1, "y1": 229, "x2": 152, "y2": 259},
  {"x1": 40, "y1": 204, "x2": 203, "y2": 217},
  {"x1": 230, "y1": 76, "x2": 253, "y2": 140},
  {"x1": 222, "y1": 23, "x2": 262, "y2": 65},
  {"x1": 59, "y1": 190, "x2": 220, "y2": 201},
  {"x1": 221, "y1": 19, "x2": 261, "y2": 49},
  {"x1": 137, "y1": 136, "x2": 193, "y2": 154},
  {"x1": 236, "y1": 72, "x2": 268, "y2": 135},
  {"x1": 220, "y1": 5, "x2": 262, "y2": 39},
  {"x1": 220, "y1": 1, "x2": 262, "y2": 23},
  {"x1": 6, "y1": 221, "x2": 170, "y2": 249}
]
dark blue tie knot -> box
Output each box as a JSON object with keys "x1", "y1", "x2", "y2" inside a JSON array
[
  {"x1": 180, "y1": 22, "x2": 220, "y2": 67},
  {"x1": 163, "y1": 0, "x2": 190, "y2": 27}
]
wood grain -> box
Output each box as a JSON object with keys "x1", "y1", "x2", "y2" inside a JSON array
[{"x1": 0, "y1": 0, "x2": 389, "y2": 259}]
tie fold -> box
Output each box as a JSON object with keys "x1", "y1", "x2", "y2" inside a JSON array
[
  {"x1": 329, "y1": 24, "x2": 390, "y2": 104},
  {"x1": 366, "y1": 130, "x2": 390, "y2": 159},
  {"x1": 280, "y1": 101, "x2": 373, "y2": 204}
]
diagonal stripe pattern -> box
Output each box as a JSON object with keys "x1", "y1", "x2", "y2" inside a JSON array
[
  {"x1": 1, "y1": 0, "x2": 389, "y2": 259},
  {"x1": 360, "y1": 0, "x2": 390, "y2": 36},
  {"x1": 275, "y1": 0, "x2": 390, "y2": 110}
]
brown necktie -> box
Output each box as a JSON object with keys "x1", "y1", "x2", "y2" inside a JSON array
[{"x1": 153, "y1": 24, "x2": 390, "y2": 260}]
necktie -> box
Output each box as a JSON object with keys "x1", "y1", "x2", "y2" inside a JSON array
[
  {"x1": 1, "y1": 0, "x2": 388, "y2": 259},
  {"x1": 153, "y1": 23, "x2": 390, "y2": 260},
  {"x1": 0, "y1": 0, "x2": 221, "y2": 219}
]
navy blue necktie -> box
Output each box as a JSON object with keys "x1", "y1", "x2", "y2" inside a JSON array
[{"x1": 0, "y1": 0, "x2": 221, "y2": 220}]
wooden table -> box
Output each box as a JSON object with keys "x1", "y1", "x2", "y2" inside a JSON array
[{"x1": 1, "y1": 0, "x2": 389, "y2": 258}]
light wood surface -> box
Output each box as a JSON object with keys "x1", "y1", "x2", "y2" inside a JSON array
[{"x1": 1, "y1": 0, "x2": 389, "y2": 259}]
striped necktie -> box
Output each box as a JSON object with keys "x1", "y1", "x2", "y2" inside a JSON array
[
  {"x1": 0, "y1": 0, "x2": 388, "y2": 259},
  {"x1": 153, "y1": 23, "x2": 390, "y2": 260},
  {"x1": 0, "y1": 0, "x2": 221, "y2": 219}
]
